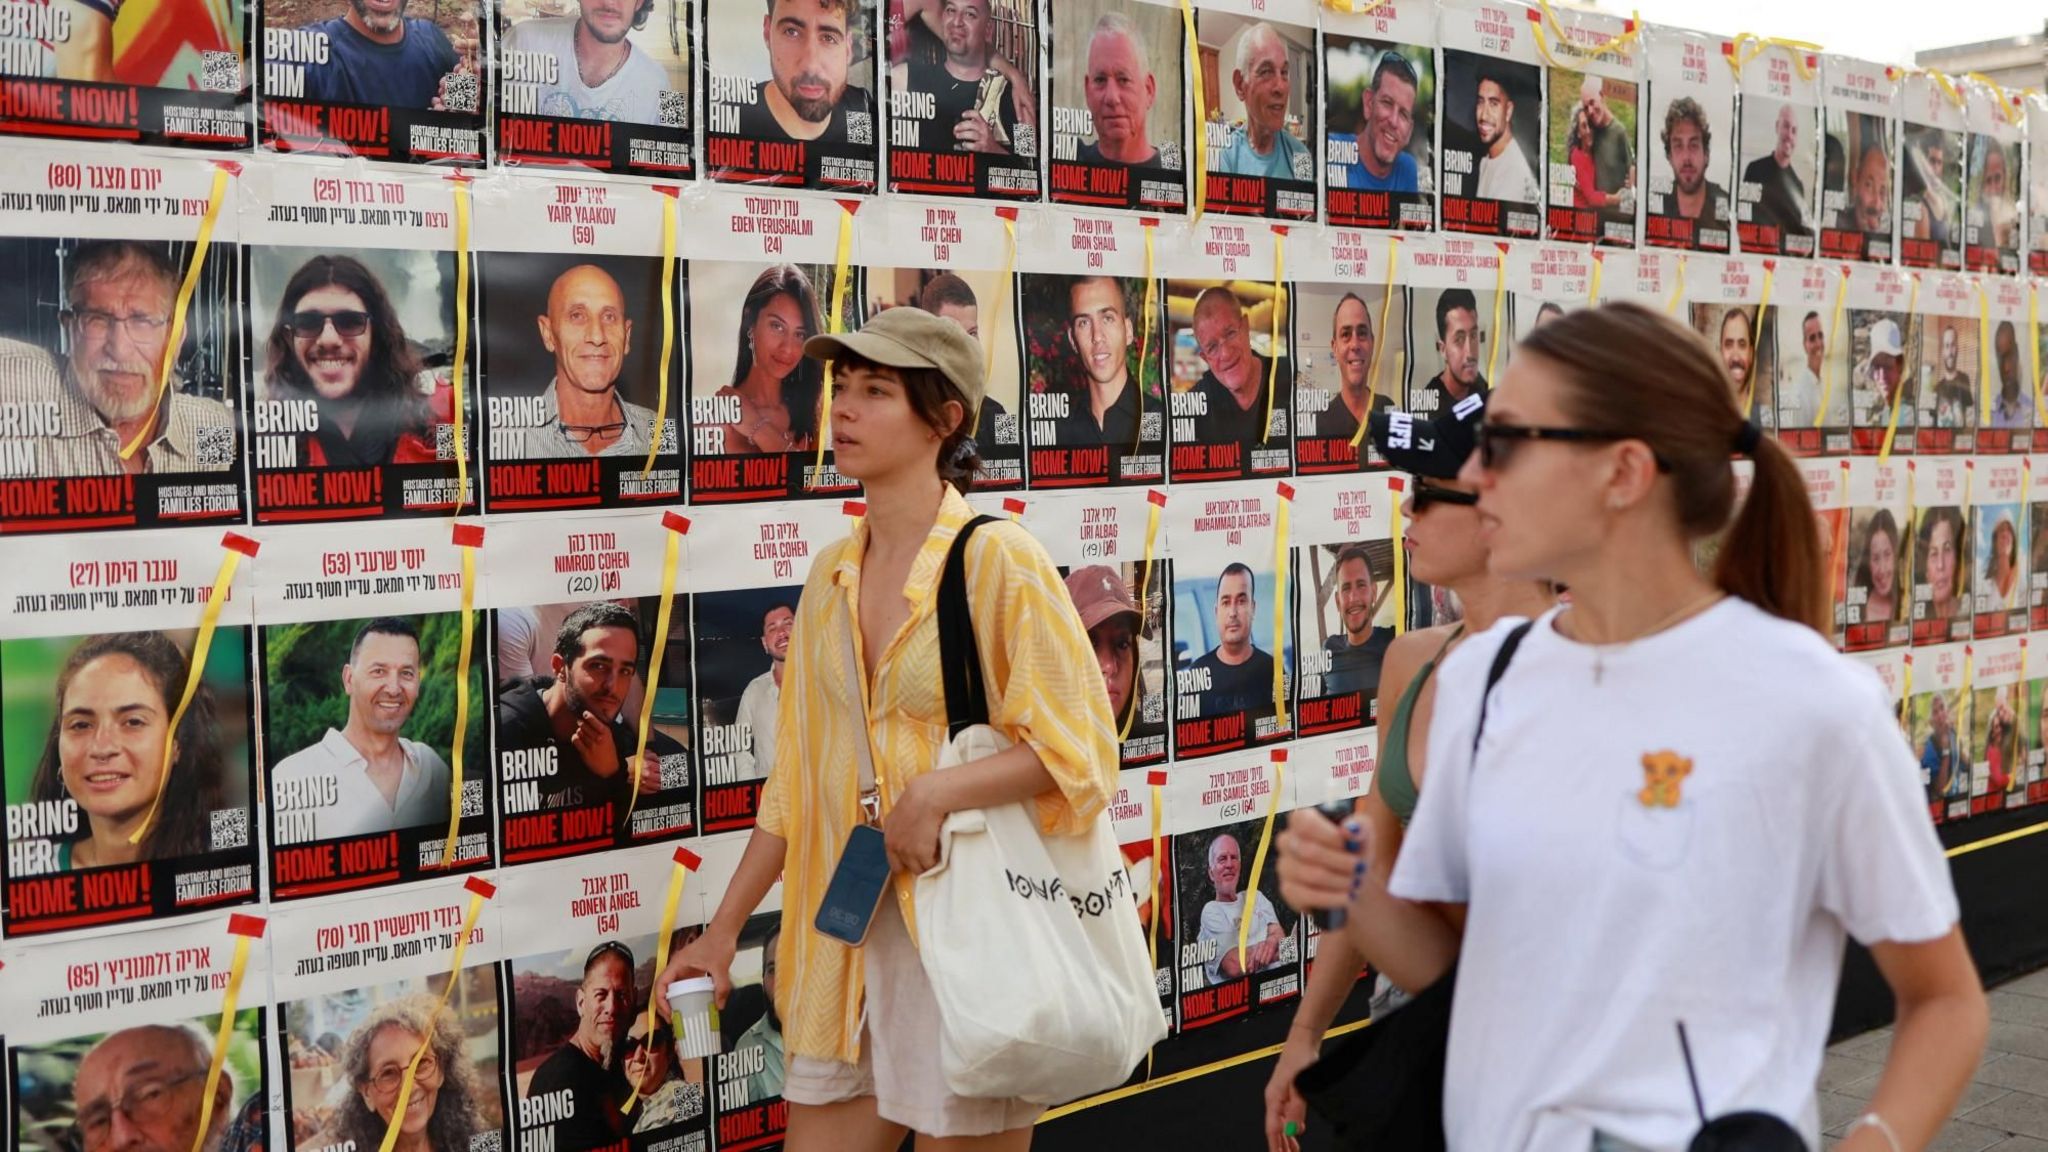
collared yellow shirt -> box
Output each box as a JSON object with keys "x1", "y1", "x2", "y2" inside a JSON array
[{"x1": 758, "y1": 486, "x2": 1120, "y2": 1064}]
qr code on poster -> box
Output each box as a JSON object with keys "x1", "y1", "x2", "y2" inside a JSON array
[
  {"x1": 467, "y1": 1131, "x2": 501, "y2": 1152},
  {"x1": 845, "y1": 111, "x2": 873, "y2": 146},
  {"x1": 656, "y1": 418, "x2": 677, "y2": 453},
  {"x1": 659, "y1": 754, "x2": 689, "y2": 792},
  {"x1": 210, "y1": 807, "x2": 249, "y2": 851},
  {"x1": 441, "y1": 72, "x2": 480, "y2": 114},
  {"x1": 992, "y1": 411, "x2": 1018, "y2": 446},
  {"x1": 195, "y1": 426, "x2": 235, "y2": 468},
  {"x1": 435, "y1": 423, "x2": 456, "y2": 460},
  {"x1": 201, "y1": 51, "x2": 241, "y2": 93},
  {"x1": 460, "y1": 779, "x2": 485, "y2": 818},
  {"x1": 658, "y1": 91, "x2": 687, "y2": 129}
]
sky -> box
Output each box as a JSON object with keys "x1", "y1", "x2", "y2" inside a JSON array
[{"x1": 1609, "y1": 1, "x2": 2039, "y2": 69}]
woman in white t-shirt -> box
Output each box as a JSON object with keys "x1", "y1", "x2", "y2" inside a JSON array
[{"x1": 1279, "y1": 301, "x2": 1987, "y2": 1152}]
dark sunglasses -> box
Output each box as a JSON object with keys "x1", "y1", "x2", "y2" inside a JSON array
[
  {"x1": 1411, "y1": 479, "x2": 1479, "y2": 512},
  {"x1": 1475, "y1": 421, "x2": 1667, "y2": 471},
  {"x1": 289, "y1": 309, "x2": 371, "y2": 339}
]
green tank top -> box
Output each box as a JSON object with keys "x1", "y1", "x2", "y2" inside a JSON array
[{"x1": 1375, "y1": 628, "x2": 1462, "y2": 827}]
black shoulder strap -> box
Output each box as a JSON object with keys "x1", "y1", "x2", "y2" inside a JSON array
[
  {"x1": 1469, "y1": 621, "x2": 1536, "y2": 761},
  {"x1": 937, "y1": 515, "x2": 998, "y2": 737}
]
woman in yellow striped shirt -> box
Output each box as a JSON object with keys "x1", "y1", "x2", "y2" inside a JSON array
[{"x1": 656, "y1": 306, "x2": 1120, "y2": 1150}]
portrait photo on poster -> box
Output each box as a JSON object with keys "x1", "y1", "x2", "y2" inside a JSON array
[
  {"x1": 1172, "y1": 815, "x2": 1300, "y2": 1029},
  {"x1": 1047, "y1": 0, "x2": 1186, "y2": 213},
  {"x1": 0, "y1": 0, "x2": 250, "y2": 146},
  {"x1": 1913, "y1": 502, "x2": 1971, "y2": 646},
  {"x1": 0, "y1": 236, "x2": 245, "y2": 534},
  {"x1": 478, "y1": 250, "x2": 683, "y2": 511},
  {"x1": 1, "y1": 628, "x2": 258, "y2": 936},
  {"x1": 1965, "y1": 131, "x2": 2022, "y2": 274},
  {"x1": 1439, "y1": 48, "x2": 1543, "y2": 238},
  {"x1": 702, "y1": 0, "x2": 879, "y2": 191},
  {"x1": 1164, "y1": 279, "x2": 1292, "y2": 484},
  {"x1": 247, "y1": 245, "x2": 476, "y2": 523},
  {"x1": 1323, "y1": 35, "x2": 1435, "y2": 230},
  {"x1": 496, "y1": 0, "x2": 695, "y2": 175},
  {"x1": 1979, "y1": 305, "x2": 2033, "y2": 450},
  {"x1": 1060, "y1": 559, "x2": 1169, "y2": 768},
  {"x1": 1171, "y1": 556, "x2": 1294, "y2": 759},
  {"x1": 258, "y1": 0, "x2": 486, "y2": 163},
  {"x1": 1845, "y1": 502, "x2": 1910, "y2": 652},
  {"x1": 1406, "y1": 285, "x2": 1490, "y2": 417},
  {"x1": 1547, "y1": 68, "x2": 1639, "y2": 247},
  {"x1": 1645, "y1": 82, "x2": 1734, "y2": 251},
  {"x1": 884, "y1": 0, "x2": 1042, "y2": 199},
  {"x1": 262, "y1": 612, "x2": 492, "y2": 899},
  {"x1": 1688, "y1": 303, "x2": 1777, "y2": 431},
  {"x1": 1197, "y1": 9, "x2": 1317, "y2": 221},
  {"x1": 687, "y1": 259, "x2": 858, "y2": 502},
  {"x1": 11, "y1": 1008, "x2": 269, "y2": 1152},
  {"x1": 1973, "y1": 501, "x2": 2028, "y2": 639},
  {"x1": 279, "y1": 971, "x2": 507, "y2": 1152},
  {"x1": 506, "y1": 928, "x2": 713, "y2": 1152},
  {"x1": 1917, "y1": 311, "x2": 1979, "y2": 454},
  {"x1": 494, "y1": 597, "x2": 694, "y2": 863},
  {"x1": 1909, "y1": 658, "x2": 1970, "y2": 819},
  {"x1": 1900, "y1": 113, "x2": 1964, "y2": 271},
  {"x1": 1737, "y1": 96, "x2": 1819, "y2": 257},
  {"x1": 863, "y1": 263, "x2": 1022, "y2": 488},
  {"x1": 691, "y1": 585, "x2": 798, "y2": 834},
  {"x1": 1293, "y1": 283, "x2": 1397, "y2": 473},
  {"x1": 1296, "y1": 539, "x2": 1396, "y2": 734},
  {"x1": 1776, "y1": 298, "x2": 1852, "y2": 448},
  {"x1": 1847, "y1": 307, "x2": 1917, "y2": 453},
  {"x1": 1822, "y1": 109, "x2": 1894, "y2": 262},
  {"x1": 1017, "y1": 272, "x2": 1166, "y2": 488},
  {"x1": 707, "y1": 911, "x2": 790, "y2": 1148},
  {"x1": 2034, "y1": 496, "x2": 2048, "y2": 632}
]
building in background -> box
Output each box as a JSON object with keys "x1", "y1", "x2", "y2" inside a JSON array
[{"x1": 1915, "y1": 29, "x2": 2045, "y2": 91}]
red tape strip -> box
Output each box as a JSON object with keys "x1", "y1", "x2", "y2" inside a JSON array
[
  {"x1": 453, "y1": 523, "x2": 485, "y2": 548},
  {"x1": 464, "y1": 876, "x2": 496, "y2": 898},
  {"x1": 673, "y1": 846, "x2": 703, "y2": 869},
  {"x1": 227, "y1": 914, "x2": 267, "y2": 938},
  {"x1": 662, "y1": 510, "x2": 692, "y2": 534},
  {"x1": 222, "y1": 532, "x2": 260, "y2": 557}
]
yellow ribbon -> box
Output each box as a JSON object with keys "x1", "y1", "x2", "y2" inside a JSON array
[
  {"x1": 132, "y1": 533, "x2": 255, "y2": 844},
  {"x1": 1352, "y1": 238, "x2": 1401, "y2": 450},
  {"x1": 1533, "y1": 1, "x2": 1641, "y2": 67},
  {"x1": 1665, "y1": 255, "x2": 1687, "y2": 315},
  {"x1": 189, "y1": 915, "x2": 263, "y2": 1152},
  {"x1": 1980, "y1": 283, "x2": 1995, "y2": 420},
  {"x1": 641, "y1": 190, "x2": 678, "y2": 478},
  {"x1": 439, "y1": 536, "x2": 479, "y2": 866},
  {"x1": 1901, "y1": 653, "x2": 1914, "y2": 724},
  {"x1": 982, "y1": 211, "x2": 1019, "y2": 425},
  {"x1": 1589, "y1": 252, "x2": 1605, "y2": 305},
  {"x1": 379, "y1": 879, "x2": 492, "y2": 1152},
  {"x1": 1966, "y1": 72, "x2": 2024, "y2": 125},
  {"x1": 1143, "y1": 768, "x2": 1166, "y2": 1078},
  {"x1": 124, "y1": 164, "x2": 231, "y2": 461},
  {"x1": 2031, "y1": 284, "x2": 2047, "y2": 431},
  {"x1": 1136, "y1": 221, "x2": 1158, "y2": 454},
  {"x1": 1878, "y1": 275, "x2": 1923, "y2": 463},
  {"x1": 1236, "y1": 750, "x2": 1287, "y2": 974},
  {"x1": 1920, "y1": 69, "x2": 1966, "y2": 109},
  {"x1": 1815, "y1": 269, "x2": 1849, "y2": 429},
  {"x1": 1180, "y1": 0, "x2": 1205, "y2": 223},
  {"x1": 811, "y1": 203, "x2": 856, "y2": 485},
  {"x1": 1321, "y1": 0, "x2": 1391, "y2": 12},
  {"x1": 1725, "y1": 34, "x2": 1821, "y2": 81},
  {"x1": 1126, "y1": 492, "x2": 1166, "y2": 743},
  {"x1": 1487, "y1": 246, "x2": 1507, "y2": 385},
  {"x1": 1263, "y1": 231, "x2": 1286, "y2": 445},
  {"x1": 450, "y1": 178, "x2": 473, "y2": 512},
  {"x1": 631, "y1": 513, "x2": 689, "y2": 819},
  {"x1": 1390, "y1": 478, "x2": 1407, "y2": 636},
  {"x1": 1272, "y1": 483, "x2": 1292, "y2": 730},
  {"x1": 1742, "y1": 263, "x2": 1776, "y2": 419},
  {"x1": 626, "y1": 847, "x2": 699, "y2": 1110}
]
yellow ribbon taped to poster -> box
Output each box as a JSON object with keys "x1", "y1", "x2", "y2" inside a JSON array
[
  {"x1": 1487, "y1": 244, "x2": 1507, "y2": 385},
  {"x1": 132, "y1": 531, "x2": 258, "y2": 844},
  {"x1": 189, "y1": 914, "x2": 265, "y2": 1152},
  {"x1": 1879, "y1": 275, "x2": 1924, "y2": 462},
  {"x1": 1137, "y1": 220, "x2": 1159, "y2": 454},
  {"x1": 811, "y1": 202, "x2": 858, "y2": 485},
  {"x1": 1390, "y1": 477, "x2": 1407, "y2": 636},
  {"x1": 1237, "y1": 748, "x2": 1288, "y2": 975},
  {"x1": 642, "y1": 188, "x2": 679, "y2": 479},
  {"x1": 626, "y1": 845, "x2": 700, "y2": 1109},
  {"x1": 449, "y1": 176, "x2": 473, "y2": 511},
  {"x1": 1665, "y1": 255, "x2": 1687, "y2": 315},
  {"x1": 631, "y1": 512, "x2": 691, "y2": 818},
  {"x1": 1354, "y1": 238, "x2": 1402, "y2": 450},
  {"x1": 379, "y1": 876, "x2": 494, "y2": 1152},
  {"x1": 1128, "y1": 491, "x2": 1167, "y2": 742},
  {"x1": 441, "y1": 523, "x2": 483, "y2": 866},
  {"x1": 1144, "y1": 767, "x2": 1167, "y2": 1079},
  {"x1": 1181, "y1": 0, "x2": 1205, "y2": 222},
  {"x1": 1816, "y1": 269, "x2": 1849, "y2": 430},
  {"x1": 1272, "y1": 482, "x2": 1293, "y2": 730},
  {"x1": 125, "y1": 162, "x2": 233, "y2": 461}
]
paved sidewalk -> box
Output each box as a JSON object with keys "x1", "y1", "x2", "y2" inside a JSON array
[{"x1": 1821, "y1": 967, "x2": 2048, "y2": 1150}]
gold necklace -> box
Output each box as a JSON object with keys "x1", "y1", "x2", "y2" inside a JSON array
[{"x1": 1569, "y1": 591, "x2": 1727, "y2": 684}]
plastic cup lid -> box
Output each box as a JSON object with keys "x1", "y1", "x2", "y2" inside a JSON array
[{"x1": 666, "y1": 976, "x2": 716, "y2": 1000}]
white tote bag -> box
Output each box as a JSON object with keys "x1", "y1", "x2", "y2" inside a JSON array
[{"x1": 913, "y1": 723, "x2": 1168, "y2": 1105}]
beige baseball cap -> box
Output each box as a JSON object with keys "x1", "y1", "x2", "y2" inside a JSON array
[{"x1": 804, "y1": 306, "x2": 986, "y2": 416}]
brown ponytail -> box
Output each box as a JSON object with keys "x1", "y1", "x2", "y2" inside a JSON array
[{"x1": 1516, "y1": 302, "x2": 1828, "y2": 633}]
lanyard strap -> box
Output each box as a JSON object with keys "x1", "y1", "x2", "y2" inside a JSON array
[{"x1": 840, "y1": 611, "x2": 882, "y2": 824}]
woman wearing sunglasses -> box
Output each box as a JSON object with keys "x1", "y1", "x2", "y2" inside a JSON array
[
  {"x1": 1264, "y1": 397, "x2": 1555, "y2": 1152},
  {"x1": 1280, "y1": 302, "x2": 1985, "y2": 1152}
]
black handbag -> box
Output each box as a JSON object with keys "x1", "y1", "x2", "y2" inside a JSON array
[{"x1": 1292, "y1": 621, "x2": 1534, "y2": 1151}]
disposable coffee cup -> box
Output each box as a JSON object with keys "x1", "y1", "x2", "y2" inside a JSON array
[{"x1": 667, "y1": 977, "x2": 721, "y2": 1060}]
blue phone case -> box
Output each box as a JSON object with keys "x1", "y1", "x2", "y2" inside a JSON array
[{"x1": 815, "y1": 823, "x2": 891, "y2": 945}]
